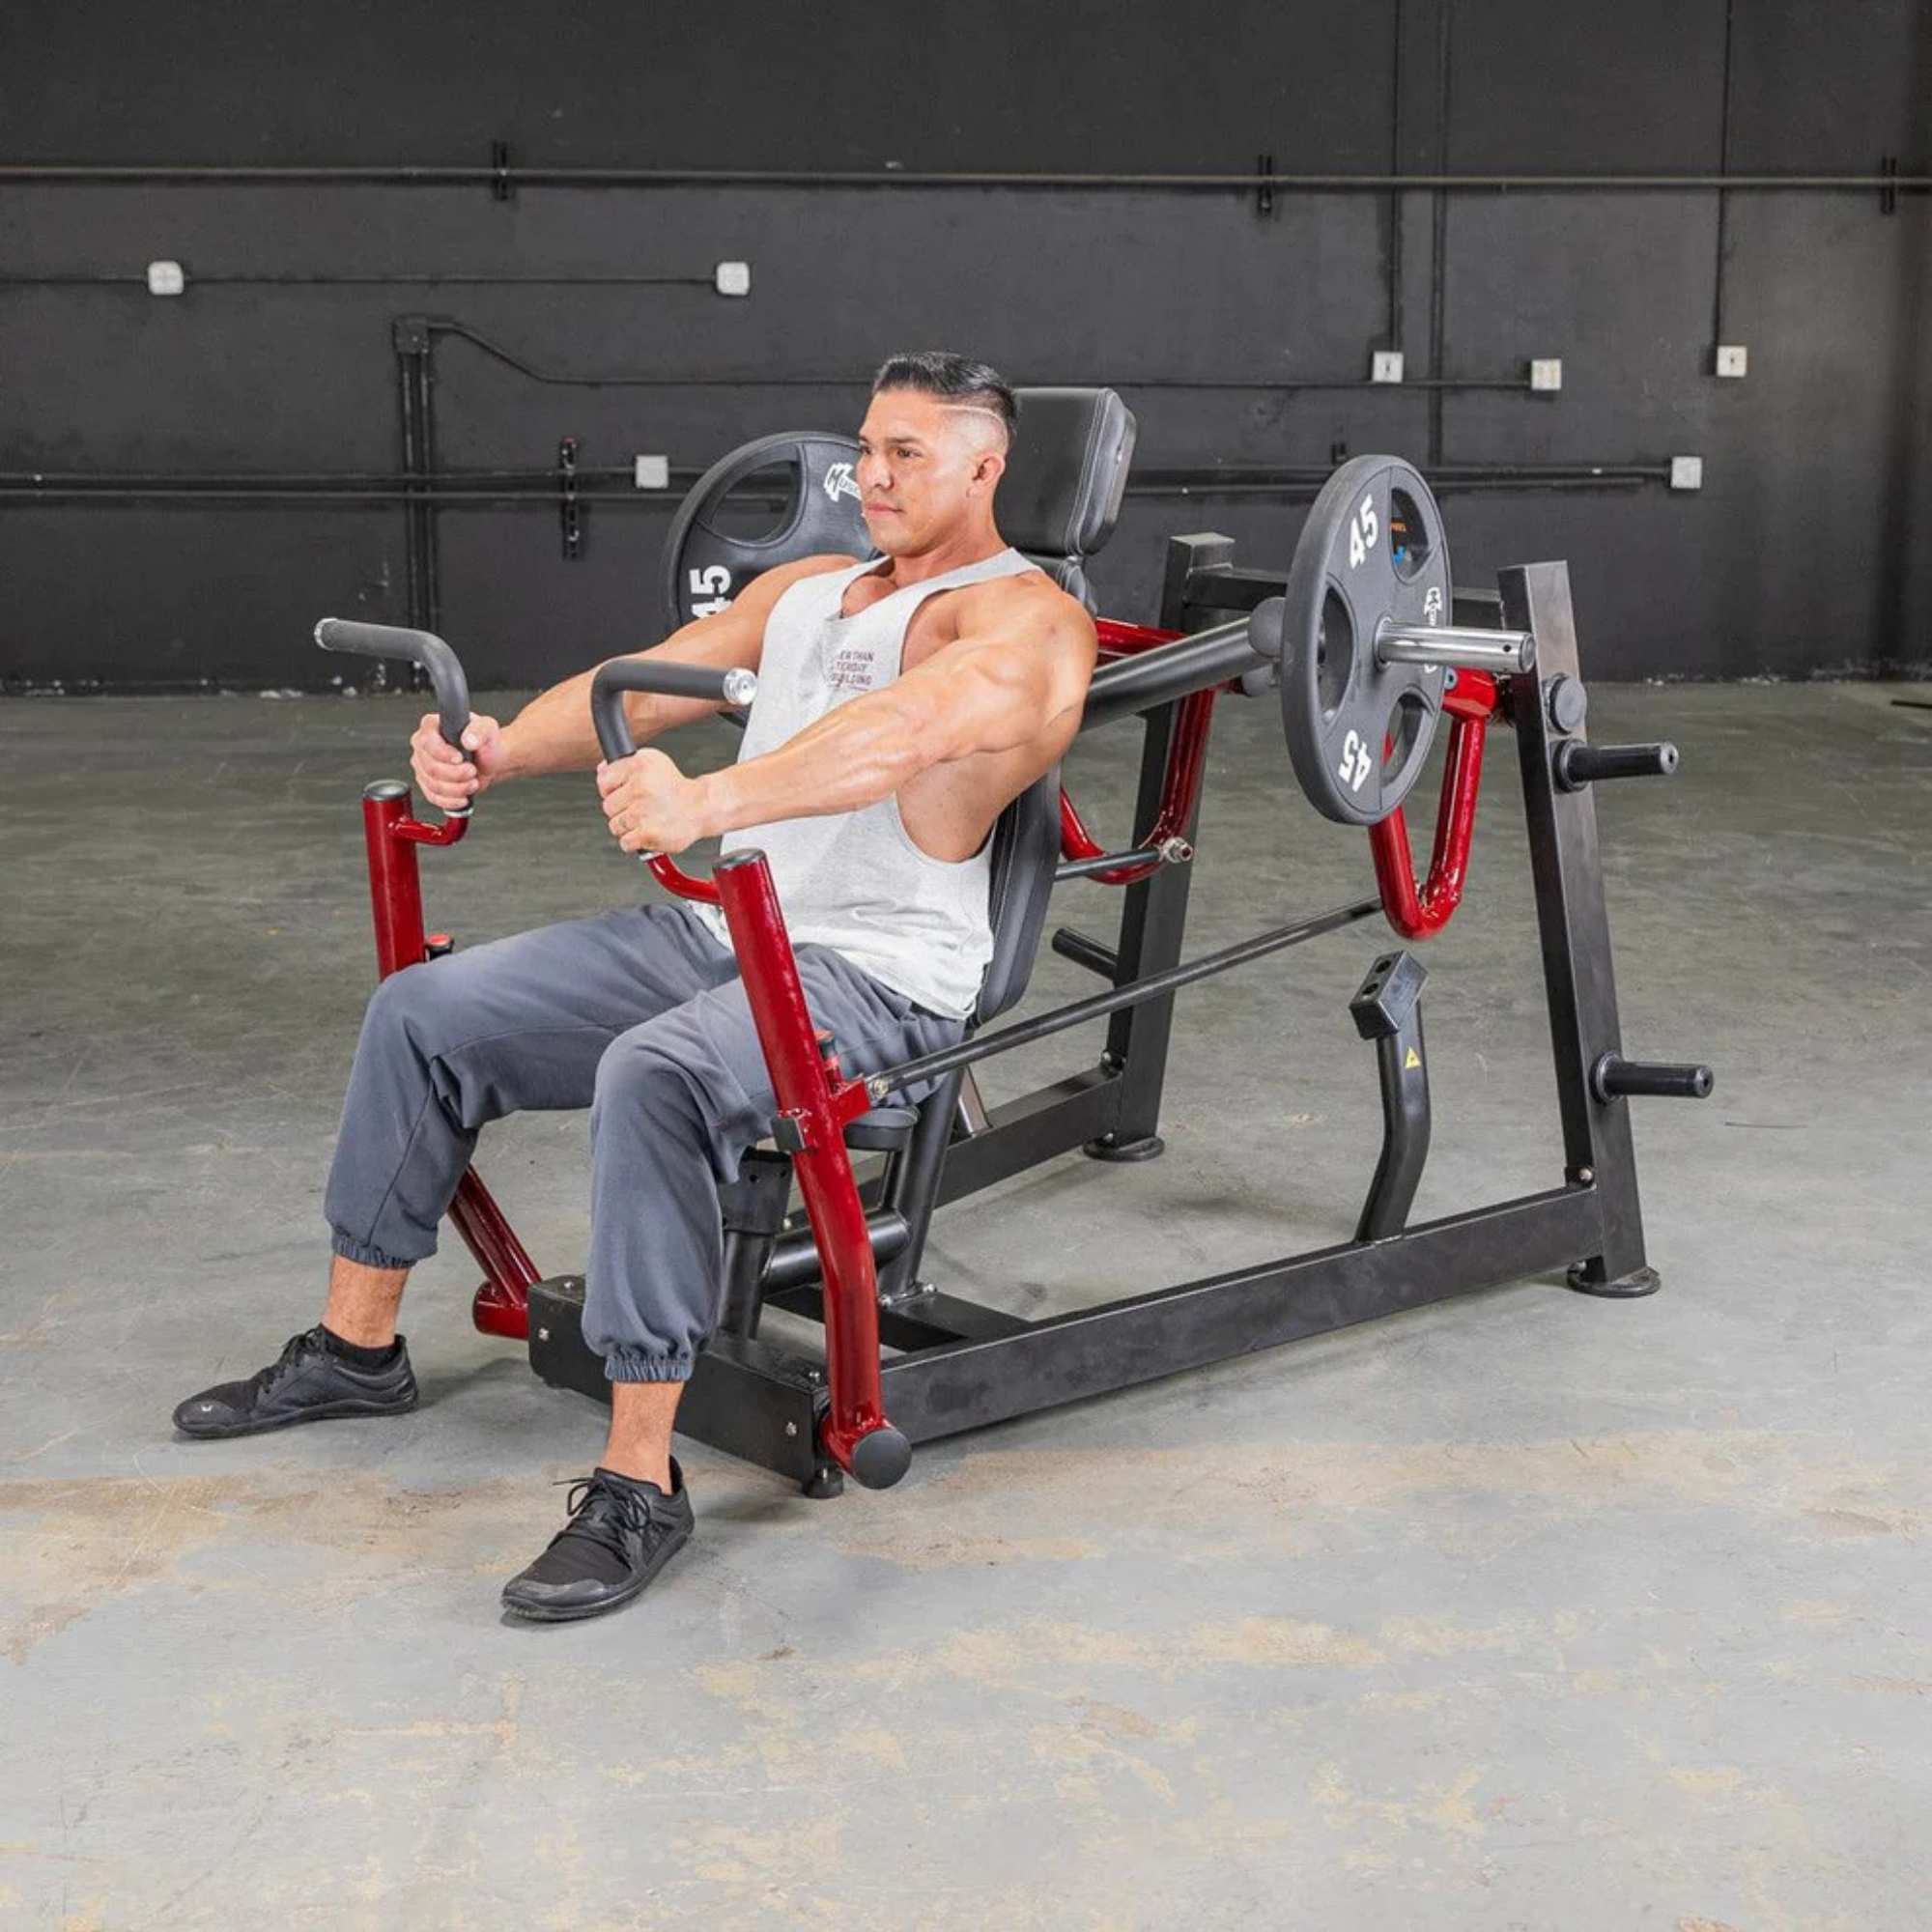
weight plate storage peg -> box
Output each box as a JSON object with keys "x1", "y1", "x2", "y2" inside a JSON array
[
  {"x1": 1278, "y1": 455, "x2": 1455, "y2": 827},
  {"x1": 661, "y1": 432, "x2": 873, "y2": 633}
]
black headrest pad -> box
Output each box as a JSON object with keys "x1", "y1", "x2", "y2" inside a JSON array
[{"x1": 999, "y1": 388, "x2": 1137, "y2": 561}]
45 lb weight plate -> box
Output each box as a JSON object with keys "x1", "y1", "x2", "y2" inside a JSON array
[
  {"x1": 1279, "y1": 455, "x2": 1454, "y2": 826},
  {"x1": 662, "y1": 431, "x2": 873, "y2": 633}
]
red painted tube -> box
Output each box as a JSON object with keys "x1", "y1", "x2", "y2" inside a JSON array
[
  {"x1": 360, "y1": 789, "x2": 431, "y2": 978},
  {"x1": 1440, "y1": 668, "x2": 1501, "y2": 727},
  {"x1": 714, "y1": 848, "x2": 903, "y2": 1485},
  {"x1": 1059, "y1": 685, "x2": 1217, "y2": 886},
  {"x1": 1369, "y1": 670, "x2": 1500, "y2": 940},
  {"x1": 393, "y1": 814, "x2": 470, "y2": 850},
  {"x1": 357, "y1": 786, "x2": 539, "y2": 1336},
  {"x1": 1058, "y1": 620, "x2": 1217, "y2": 887},
  {"x1": 1058, "y1": 787, "x2": 1106, "y2": 861},
  {"x1": 457, "y1": 1170, "x2": 541, "y2": 1339},
  {"x1": 646, "y1": 854, "x2": 722, "y2": 904},
  {"x1": 1094, "y1": 618, "x2": 1183, "y2": 657}
]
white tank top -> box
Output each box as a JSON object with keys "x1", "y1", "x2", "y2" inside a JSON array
[{"x1": 692, "y1": 547, "x2": 1041, "y2": 1019}]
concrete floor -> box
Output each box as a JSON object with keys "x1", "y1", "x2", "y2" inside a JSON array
[{"x1": 2, "y1": 676, "x2": 1928, "y2": 1930}]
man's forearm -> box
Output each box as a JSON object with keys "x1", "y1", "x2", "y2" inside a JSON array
[
  {"x1": 497, "y1": 668, "x2": 609, "y2": 781},
  {"x1": 497, "y1": 670, "x2": 691, "y2": 781}
]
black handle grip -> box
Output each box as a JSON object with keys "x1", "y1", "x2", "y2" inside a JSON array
[
  {"x1": 315, "y1": 619, "x2": 470, "y2": 752},
  {"x1": 1555, "y1": 740, "x2": 1680, "y2": 791},
  {"x1": 589, "y1": 659, "x2": 758, "y2": 763},
  {"x1": 1592, "y1": 1053, "x2": 1715, "y2": 1101}
]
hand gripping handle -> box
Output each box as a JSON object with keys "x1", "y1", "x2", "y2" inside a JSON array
[{"x1": 316, "y1": 618, "x2": 475, "y2": 818}]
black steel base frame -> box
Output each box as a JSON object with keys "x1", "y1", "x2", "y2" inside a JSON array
[
  {"x1": 531, "y1": 1180, "x2": 1602, "y2": 1492},
  {"x1": 531, "y1": 557, "x2": 1674, "y2": 1492}
]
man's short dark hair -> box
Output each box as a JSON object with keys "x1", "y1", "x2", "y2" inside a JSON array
[{"x1": 871, "y1": 351, "x2": 1018, "y2": 446}]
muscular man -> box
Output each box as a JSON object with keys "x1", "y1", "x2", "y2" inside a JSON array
[{"x1": 173, "y1": 353, "x2": 1097, "y2": 1622}]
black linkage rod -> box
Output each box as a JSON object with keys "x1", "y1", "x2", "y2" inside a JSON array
[
  {"x1": 1055, "y1": 846, "x2": 1165, "y2": 880},
  {"x1": 868, "y1": 897, "x2": 1383, "y2": 1100}
]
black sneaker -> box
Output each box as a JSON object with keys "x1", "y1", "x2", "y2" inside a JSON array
[
  {"x1": 500, "y1": 1463, "x2": 695, "y2": 1623},
  {"x1": 172, "y1": 1326, "x2": 418, "y2": 1438}
]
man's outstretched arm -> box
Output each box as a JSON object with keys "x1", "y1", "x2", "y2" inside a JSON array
[
  {"x1": 600, "y1": 582, "x2": 1098, "y2": 854},
  {"x1": 408, "y1": 554, "x2": 851, "y2": 814}
]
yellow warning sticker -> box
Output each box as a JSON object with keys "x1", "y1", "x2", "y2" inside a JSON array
[{"x1": 1405, "y1": 1047, "x2": 1422, "y2": 1070}]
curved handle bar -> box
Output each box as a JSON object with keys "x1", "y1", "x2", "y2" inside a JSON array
[
  {"x1": 316, "y1": 618, "x2": 471, "y2": 752},
  {"x1": 315, "y1": 617, "x2": 474, "y2": 819},
  {"x1": 589, "y1": 658, "x2": 758, "y2": 762},
  {"x1": 589, "y1": 659, "x2": 758, "y2": 904}
]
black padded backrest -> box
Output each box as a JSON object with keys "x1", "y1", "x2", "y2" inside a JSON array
[
  {"x1": 1002, "y1": 387, "x2": 1137, "y2": 612},
  {"x1": 976, "y1": 766, "x2": 1063, "y2": 1024},
  {"x1": 967, "y1": 389, "x2": 1136, "y2": 1024}
]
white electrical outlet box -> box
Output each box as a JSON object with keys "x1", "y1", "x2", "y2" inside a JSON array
[
  {"x1": 1715, "y1": 343, "x2": 1748, "y2": 378},
  {"x1": 147, "y1": 260, "x2": 186, "y2": 297},
  {"x1": 1371, "y1": 350, "x2": 1405, "y2": 384},
  {"x1": 633, "y1": 455, "x2": 670, "y2": 490},
  {"x1": 1529, "y1": 357, "x2": 1563, "y2": 392},
  {"x1": 1670, "y1": 455, "x2": 1704, "y2": 491},
  {"x1": 714, "y1": 261, "x2": 752, "y2": 298}
]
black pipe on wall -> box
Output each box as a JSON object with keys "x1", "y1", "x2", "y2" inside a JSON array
[
  {"x1": 2, "y1": 163, "x2": 1925, "y2": 191},
  {"x1": 0, "y1": 466, "x2": 1665, "y2": 505}
]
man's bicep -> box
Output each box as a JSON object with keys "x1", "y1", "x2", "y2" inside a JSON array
[
  {"x1": 908, "y1": 625, "x2": 1081, "y2": 761},
  {"x1": 957, "y1": 599, "x2": 1096, "y2": 724},
  {"x1": 641, "y1": 599, "x2": 768, "y2": 674}
]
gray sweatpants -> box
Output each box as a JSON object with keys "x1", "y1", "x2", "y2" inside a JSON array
[{"x1": 324, "y1": 904, "x2": 964, "y2": 1381}]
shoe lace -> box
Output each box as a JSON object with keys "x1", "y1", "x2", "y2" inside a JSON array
[
  {"x1": 552, "y1": 1474, "x2": 655, "y2": 1562},
  {"x1": 248, "y1": 1330, "x2": 316, "y2": 1399}
]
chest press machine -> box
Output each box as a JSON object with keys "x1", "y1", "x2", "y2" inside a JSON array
[{"x1": 317, "y1": 388, "x2": 1712, "y2": 1497}]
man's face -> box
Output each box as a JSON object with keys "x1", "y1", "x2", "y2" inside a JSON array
[{"x1": 855, "y1": 389, "x2": 1005, "y2": 554}]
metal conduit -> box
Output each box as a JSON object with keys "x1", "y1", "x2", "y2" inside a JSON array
[
  {"x1": 0, "y1": 466, "x2": 1668, "y2": 507},
  {"x1": 0, "y1": 271, "x2": 715, "y2": 288},
  {"x1": 1, "y1": 163, "x2": 1925, "y2": 191}
]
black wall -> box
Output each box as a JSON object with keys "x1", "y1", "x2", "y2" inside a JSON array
[{"x1": 2, "y1": 0, "x2": 1927, "y2": 691}]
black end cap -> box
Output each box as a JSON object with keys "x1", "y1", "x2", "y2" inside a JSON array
[{"x1": 849, "y1": 1426, "x2": 912, "y2": 1491}]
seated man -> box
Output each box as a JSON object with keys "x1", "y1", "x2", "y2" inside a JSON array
[{"x1": 173, "y1": 352, "x2": 1098, "y2": 1622}]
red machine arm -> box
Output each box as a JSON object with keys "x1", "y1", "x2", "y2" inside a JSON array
[{"x1": 1368, "y1": 669, "x2": 1501, "y2": 939}]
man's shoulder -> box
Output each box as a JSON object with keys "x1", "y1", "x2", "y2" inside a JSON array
[
  {"x1": 970, "y1": 561, "x2": 1094, "y2": 637},
  {"x1": 780, "y1": 552, "x2": 866, "y2": 586},
  {"x1": 732, "y1": 553, "x2": 863, "y2": 627}
]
